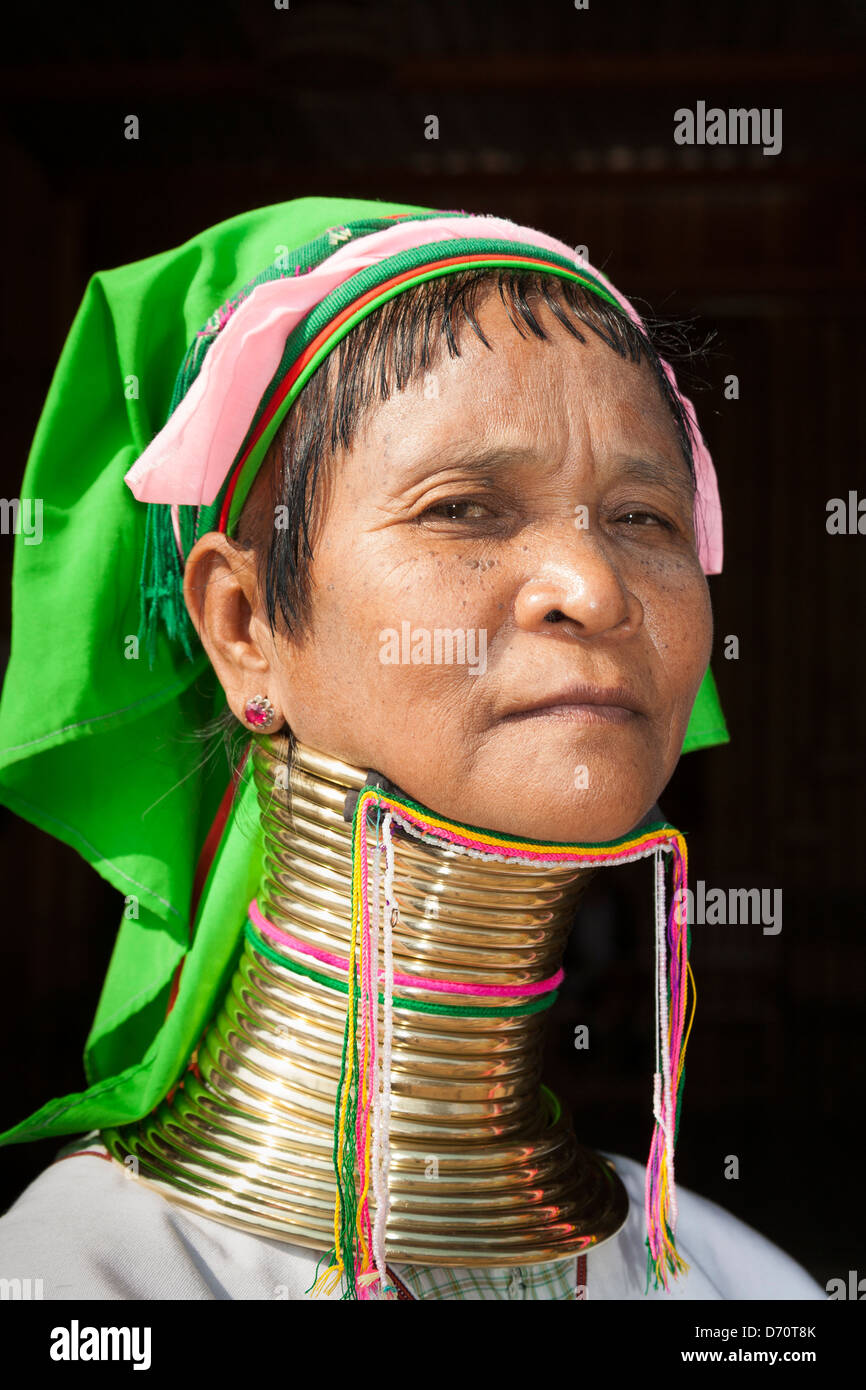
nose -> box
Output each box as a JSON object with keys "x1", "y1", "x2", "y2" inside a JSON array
[{"x1": 513, "y1": 530, "x2": 643, "y2": 639}]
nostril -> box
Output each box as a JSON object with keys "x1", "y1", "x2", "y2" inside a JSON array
[{"x1": 544, "y1": 610, "x2": 565, "y2": 624}]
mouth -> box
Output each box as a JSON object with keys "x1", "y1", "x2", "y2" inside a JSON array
[{"x1": 500, "y1": 683, "x2": 645, "y2": 726}]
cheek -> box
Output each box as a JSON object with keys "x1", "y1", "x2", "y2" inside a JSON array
[
  {"x1": 282, "y1": 538, "x2": 503, "y2": 722},
  {"x1": 320, "y1": 534, "x2": 505, "y2": 649},
  {"x1": 639, "y1": 557, "x2": 713, "y2": 703}
]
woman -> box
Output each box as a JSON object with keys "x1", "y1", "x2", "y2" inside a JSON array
[{"x1": 0, "y1": 197, "x2": 823, "y2": 1300}]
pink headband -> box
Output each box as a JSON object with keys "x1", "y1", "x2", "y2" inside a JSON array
[{"x1": 124, "y1": 213, "x2": 723, "y2": 575}]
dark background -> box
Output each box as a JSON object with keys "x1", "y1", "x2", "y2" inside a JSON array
[{"x1": 1, "y1": 0, "x2": 863, "y2": 1290}]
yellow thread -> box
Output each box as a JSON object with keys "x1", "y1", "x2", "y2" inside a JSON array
[
  {"x1": 355, "y1": 1065, "x2": 374, "y2": 1264},
  {"x1": 678, "y1": 959, "x2": 697, "y2": 1091},
  {"x1": 331, "y1": 794, "x2": 369, "y2": 1274},
  {"x1": 309, "y1": 1264, "x2": 343, "y2": 1298}
]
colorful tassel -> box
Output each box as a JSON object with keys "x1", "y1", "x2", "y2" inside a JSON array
[
  {"x1": 643, "y1": 837, "x2": 695, "y2": 1292},
  {"x1": 309, "y1": 783, "x2": 696, "y2": 1301}
]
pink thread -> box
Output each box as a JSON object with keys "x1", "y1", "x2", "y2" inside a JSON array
[{"x1": 248, "y1": 898, "x2": 564, "y2": 998}]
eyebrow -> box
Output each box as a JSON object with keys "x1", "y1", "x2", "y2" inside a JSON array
[
  {"x1": 615, "y1": 455, "x2": 696, "y2": 510},
  {"x1": 403, "y1": 444, "x2": 696, "y2": 509}
]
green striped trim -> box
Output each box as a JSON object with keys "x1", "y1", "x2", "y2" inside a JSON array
[{"x1": 244, "y1": 922, "x2": 558, "y2": 1018}]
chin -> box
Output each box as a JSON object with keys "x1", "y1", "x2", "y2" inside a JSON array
[
  {"x1": 447, "y1": 732, "x2": 667, "y2": 844},
  {"x1": 497, "y1": 800, "x2": 657, "y2": 845},
  {"x1": 434, "y1": 777, "x2": 661, "y2": 846}
]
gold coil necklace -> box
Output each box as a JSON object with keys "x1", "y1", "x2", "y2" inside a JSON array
[{"x1": 103, "y1": 733, "x2": 629, "y2": 1267}]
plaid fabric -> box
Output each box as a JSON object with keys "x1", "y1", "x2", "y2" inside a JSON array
[{"x1": 387, "y1": 1254, "x2": 588, "y2": 1301}]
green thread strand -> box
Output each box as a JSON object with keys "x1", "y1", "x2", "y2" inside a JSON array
[{"x1": 539, "y1": 1082, "x2": 562, "y2": 1126}]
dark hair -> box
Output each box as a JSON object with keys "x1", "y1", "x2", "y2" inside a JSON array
[{"x1": 232, "y1": 267, "x2": 702, "y2": 641}]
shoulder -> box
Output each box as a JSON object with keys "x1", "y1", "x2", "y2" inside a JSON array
[
  {"x1": 596, "y1": 1151, "x2": 826, "y2": 1301},
  {"x1": 0, "y1": 1137, "x2": 329, "y2": 1300}
]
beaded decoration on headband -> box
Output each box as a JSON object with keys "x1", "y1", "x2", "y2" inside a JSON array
[{"x1": 277, "y1": 777, "x2": 697, "y2": 1302}]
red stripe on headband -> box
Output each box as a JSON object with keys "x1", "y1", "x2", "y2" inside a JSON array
[{"x1": 217, "y1": 251, "x2": 580, "y2": 531}]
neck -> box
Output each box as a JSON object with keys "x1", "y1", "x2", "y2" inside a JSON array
[{"x1": 103, "y1": 732, "x2": 629, "y2": 1266}]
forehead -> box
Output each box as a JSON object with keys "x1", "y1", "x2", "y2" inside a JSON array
[{"x1": 354, "y1": 289, "x2": 685, "y2": 467}]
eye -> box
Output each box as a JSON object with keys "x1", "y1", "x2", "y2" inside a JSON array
[
  {"x1": 421, "y1": 499, "x2": 490, "y2": 521},
  {"x1": 614, "y1": 510, "x2": 674, "y2": 531}
]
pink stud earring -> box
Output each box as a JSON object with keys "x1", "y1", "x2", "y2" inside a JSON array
[{"x1": 243, "y1": 694, "x2": 276, "y2": 730}]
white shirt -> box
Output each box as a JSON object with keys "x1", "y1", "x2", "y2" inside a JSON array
[{"x1": 0, "y1": 1134, "x2": 825, "y2": 1301}]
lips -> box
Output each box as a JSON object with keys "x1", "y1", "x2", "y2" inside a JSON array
[{"x1": 501, "y1": 682, "x2": 646, "y2": 722}]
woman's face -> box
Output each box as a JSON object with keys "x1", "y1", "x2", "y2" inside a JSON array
[{"x1": 188, "y1": 290, "x2": 713, "y2": 843}]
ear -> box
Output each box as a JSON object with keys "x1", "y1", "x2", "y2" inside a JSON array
[{"x1": 182, "y1": 530, "x2": 285, "y2": 729}]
